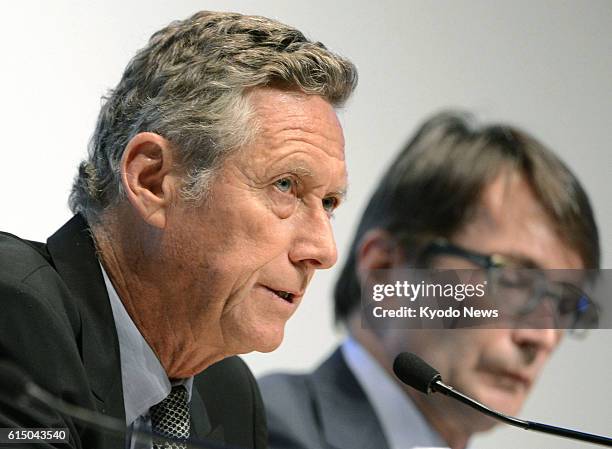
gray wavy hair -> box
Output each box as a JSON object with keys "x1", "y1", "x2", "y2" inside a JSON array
[{"x1": 69, "y1": 11, "x2": 358, "y2": 221}]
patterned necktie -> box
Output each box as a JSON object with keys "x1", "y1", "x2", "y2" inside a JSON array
[{"x1": 150, "y1": 385, "x2": 191, "y2": 449}]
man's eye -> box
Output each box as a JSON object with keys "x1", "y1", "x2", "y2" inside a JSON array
[
  {"x1": 322, "y1": 196, "x2": 338, "y2": 213},
  {"x1": 274, "y1": 177, "x2": 293, "y2": 193}
]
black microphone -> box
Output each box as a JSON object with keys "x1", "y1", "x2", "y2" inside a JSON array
[
  {"x1": 393, "y1": 352, "x2": 612, "y2": 447},
  {"x1": 0, "y1": 360, "x2": 243, "y2": 449}
]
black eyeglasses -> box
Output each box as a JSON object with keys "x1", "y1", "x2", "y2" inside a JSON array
[
  {"x1": 413, "y1": 239, "x2": 599, "y2": 331},
  {"x1": 417, "y1": 238, "x2": 510, "y2": 269}
]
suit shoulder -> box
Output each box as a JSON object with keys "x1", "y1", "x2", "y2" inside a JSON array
[
  {"x1": 258, "y1": 372, "x2": 311, "y2": 402},
  {"x1": 0, "y1": 231, "x2": 52, "y2": 283},
  {"x1": 0, "y1": 231, "x2": 80, "y2": 336},
  {"x1": 258, "y1": 372, "x2": 322, "y2": 449}
]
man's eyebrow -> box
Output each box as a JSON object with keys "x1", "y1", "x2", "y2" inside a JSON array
[
  {"x1": 287, "y1": 166, "x2": 313, "y2": 177},
  {"x1": 501, "y1": 252, "x2": 541, "y2": 269},
  {"x1": 329, "y1": 187, "x2": 348, "y2": 201}
]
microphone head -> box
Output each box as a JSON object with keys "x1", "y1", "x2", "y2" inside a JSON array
[
  {"x1": 0, "y1": 360, "x2": 31, "y2": 401},
  {"x1": 393, "y1": 352, "x2": 441, "y2": 394}
]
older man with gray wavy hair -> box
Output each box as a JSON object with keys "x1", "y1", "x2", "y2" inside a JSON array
[{"x1": 0, "y1": 10, "x2": 357, "y2": 449}]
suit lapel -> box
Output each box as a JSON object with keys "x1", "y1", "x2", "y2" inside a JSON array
[
  {"x1": 46, "y1": 216, "x2": 219, "y2": 448},
  {"x1": 310, "y1": 349, "x2": 390, "y2": 449},
  {"x1": 46, "y1": 215, "x2": 125, "y2": 424},
  {"x1": 189, "y1": 386, "x2": 218, "y2": 440}
]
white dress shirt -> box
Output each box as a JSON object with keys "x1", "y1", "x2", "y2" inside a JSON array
[
  {"x1": 102, "y1": 266, "x2": 193, "y2": 448},
  {"x1": 342, "y1": 337, "x2": 450, "y2": 449}
]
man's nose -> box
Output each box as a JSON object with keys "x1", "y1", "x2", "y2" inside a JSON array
[
  {"x1": 289, "y1": 208, "x2": 338, "y2": 269},
  {"x1": 511, "y1": 295, "x2": 563, "y2": 357},
  {"x1": 511, "y1": 326, "x2": 561, "y2": 363}
]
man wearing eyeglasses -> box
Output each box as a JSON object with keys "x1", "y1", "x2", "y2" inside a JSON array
[{"x1": 259, "y1": 111, "x2": 600, "y2": 449}]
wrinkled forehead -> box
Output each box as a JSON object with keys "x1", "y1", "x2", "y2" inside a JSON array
[{"x1": 248, "y1": 87, "x2": 346, "y2": 158}]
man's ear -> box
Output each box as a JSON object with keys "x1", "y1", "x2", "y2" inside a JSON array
[
  {"x1": 356, "y1": 229, "x2": 405, "y2": 282},
  {"x1": 121, "y1": 132, "x2": 178, "y2": 229}
]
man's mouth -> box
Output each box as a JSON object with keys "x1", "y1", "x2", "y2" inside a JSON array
[{"x1": 488, "y1": 369, "x2": 531, "y2": 392}]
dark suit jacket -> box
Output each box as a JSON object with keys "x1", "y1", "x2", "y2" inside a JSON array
[
  {"x1": 258, "y1": 349, "x2": 389, "y2": 449},
  {"x1": 0, "y1": 215, "x2": 266, "y2": 449}
]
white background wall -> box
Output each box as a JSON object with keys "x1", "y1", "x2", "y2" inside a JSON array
[{"x1": 1, "y1": 2, "x2": 610, "y2": 448}]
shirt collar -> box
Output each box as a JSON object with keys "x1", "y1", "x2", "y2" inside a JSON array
[
  {"x1": 101, "y1": 265, "x2": 193, "y2": 426},
  {"x1": 342, "y1": 336, "x2": 451, "y2": 449}
]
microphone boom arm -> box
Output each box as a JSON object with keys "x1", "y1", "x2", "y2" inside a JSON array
[{"x1": 432, "y1": 379, "x2": 612, "y2": 447}]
